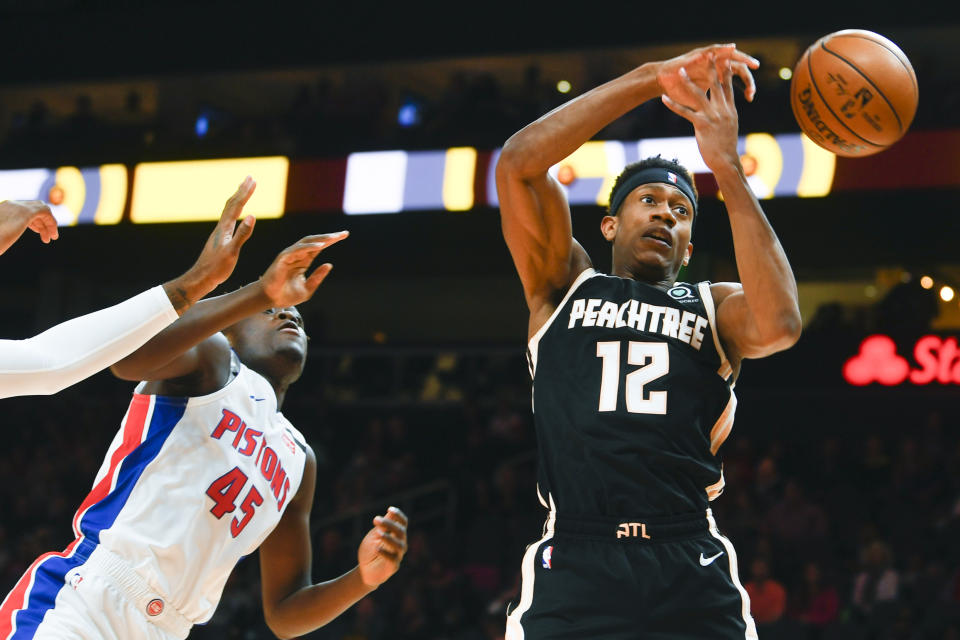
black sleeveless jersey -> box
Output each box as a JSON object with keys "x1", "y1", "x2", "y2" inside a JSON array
[{"x1": 527, "y1": 269, "x2": 737, "y2": 518}]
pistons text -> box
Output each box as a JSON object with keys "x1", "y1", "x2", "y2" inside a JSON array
[{"x1": 211, "y1": 409, "x2": 292, "y2": 510}]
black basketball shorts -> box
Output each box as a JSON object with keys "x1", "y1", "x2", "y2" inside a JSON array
[{"x1": 505, "y1": 508, "x2": 757, "y2": 640}]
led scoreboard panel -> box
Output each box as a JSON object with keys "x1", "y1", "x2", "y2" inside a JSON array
[
  {"x1": 130, "y1": 157, "x2": 289, "y2": 223},
  {"x1": 0, "y1": 129, "x2": 958, "y2": 224},
  {"x1": 0, "y1": 165, "x2": 127, "y2": 225}
]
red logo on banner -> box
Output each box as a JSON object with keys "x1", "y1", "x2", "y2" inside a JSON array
[{"x1": 844, "y1": 335, "x2": 960, "y2": 385}]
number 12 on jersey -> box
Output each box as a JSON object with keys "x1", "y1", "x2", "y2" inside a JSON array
[{"x1": 596, "y1": 341, "x2": 669, "y2": 414}]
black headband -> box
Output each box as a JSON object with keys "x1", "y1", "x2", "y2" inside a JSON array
[{"x1": 608, "y1": 167, "x2": 698, "y2": 217}]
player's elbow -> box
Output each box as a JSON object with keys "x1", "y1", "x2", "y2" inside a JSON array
[
  {"x1": 263, "y1": 610, "x2": 291, "y2": 639},
  {"x1": 263, "y1": 608, "x2": 303, "y2": 640},
  {"x1": 762, "y1": 311, "x2": 803, "y2": 353},
  {"x1": 109, "y1": 358, "x2": 144, "y2": 381},
  {"x1": 496, "y1": 143, "x2": 521, "y2": 178},
  {"x1": 780, "y1": 309, "x2": 803, "y2": 347},
  {"x1": 497, "y1": 134, "x2": 539, "y2": 180},
  {"x1": 268, "y1": 627, "x2": 297, "y2": 640},
  {"x1": 266, "y1": 624, "x2": 297, "y2": 640}
]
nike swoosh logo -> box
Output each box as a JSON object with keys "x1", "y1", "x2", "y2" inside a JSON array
[
  {"x1": 250, "y1": 396, "x2": 266, "y2": 402},
  {"x1": 699, "y1": 551, "x2": 724, "y2": 566}
]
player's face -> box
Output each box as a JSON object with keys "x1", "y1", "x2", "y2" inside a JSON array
[
  {"x1": 232, "y1": 306, "x2": 308, "y2": 369},
  {"x1": 602, "y1": 183, "x2": 694, "y2": 278}
]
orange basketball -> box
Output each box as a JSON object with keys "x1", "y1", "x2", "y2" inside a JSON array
[{"x1": 790, "y1": 29, "x2": 918, "y2": 157}]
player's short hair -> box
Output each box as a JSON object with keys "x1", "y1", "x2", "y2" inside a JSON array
[{"x1": 607, "y1": 156, "x2": 698, "y2": 217}]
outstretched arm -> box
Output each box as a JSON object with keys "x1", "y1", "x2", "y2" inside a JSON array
[
  {"x1": 110, "y1": 231, "x2": 348, "y2": 388},
  {"x1": 259, "y1": 447, "x2": 408, "y2": 639},
  {"x1": 497, "y1": 44, "x2": 758, "y2": 339},
  {"x1": 660, "y1": 55, "x2": 800, "y2": 362},
  {"x1": 0, "y1": 200, "x2": 58, "y2": 255},
  {"x1": 0, "y1": 179, "x2": 257, "y2": 398}
]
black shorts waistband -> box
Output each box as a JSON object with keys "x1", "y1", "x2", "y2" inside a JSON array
[{"x1": 552, "y1": 510, "x2": 710, "y2": 541}]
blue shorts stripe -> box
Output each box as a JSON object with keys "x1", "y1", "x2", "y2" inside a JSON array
[{"x1": 9, "y1": 538, "x2": 97, "y2": 640}]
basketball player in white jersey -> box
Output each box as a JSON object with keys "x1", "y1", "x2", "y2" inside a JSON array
[
  {"x1": 0, "y1": 223, "x2": 408, "y2": 639},
  {"x1": 1, "y1": 178, "x2": 258, "y2": 398}
]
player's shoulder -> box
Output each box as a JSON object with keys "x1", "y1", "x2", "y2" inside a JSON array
[
  {"x1": 707, "y1": 281, "x2": 743, "y2": 307},
  {"x1": 661, "y1": 280, "x2": 744, "y2": 313},
  {"x1": 555, "y1": 243, "x2": 598, "y2": 295},
  {"x1": 138, "y1": 332, "x2": 233, "y2": 394}
]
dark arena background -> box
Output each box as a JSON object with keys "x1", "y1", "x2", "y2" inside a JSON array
[{"x1": 2, "y1": 2, "x2": 960, "y2": 639}]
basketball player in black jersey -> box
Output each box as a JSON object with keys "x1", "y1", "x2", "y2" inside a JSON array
[{"x1": 495, "y1": 44, "x2": 801, "y2": 639}]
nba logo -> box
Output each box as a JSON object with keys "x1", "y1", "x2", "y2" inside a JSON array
[
  {"x1": 667, "y1": 172, "x2": 678, "y2": 184},
  {"x1": 66, "y1": 570, "x2": 83, "y2": 590},
  {"x1": 541, "y1": 545, "x2": 553, "y2": 569}
]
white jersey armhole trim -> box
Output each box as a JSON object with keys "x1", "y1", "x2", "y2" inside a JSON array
[
  {"x1": 134, "y1": 353, "x2": 267, "y2": 408},
  {"x1": 527, "y1": 268, "x2": 598, "y2": 375},
  {"x1": 697, "y1": 282, "x2": 733, "y2": 381}
]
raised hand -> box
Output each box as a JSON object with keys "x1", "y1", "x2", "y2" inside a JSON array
[
  {"x1": 660, "y1": 56, "x2": 742, "y2": 171},
  {"x1": 259, "y1": 231, "x2": 349, "y2": 308},
  {"x1": 22, "y1": 202, "x2": 58, "y2": 243},
  {"x1": 656, "y1": 43, "x2": 759, "y2": 106},
  {"x1": 185, "y1": 176, "x2": 258, "y2": 290},
  {"x1": 357, "y1": 506, "x2": 408, "y2": 588},
  {"x1": 162, "y1": 177, "x2": 258, "y2": 313},
  {"x1": 0, "y1": 200, "x2": 59, "y2": 255}
]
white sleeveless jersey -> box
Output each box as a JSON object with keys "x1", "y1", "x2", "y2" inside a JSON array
[{"x1": 69, "y1": 358, "x2": 307, "y2": 624}]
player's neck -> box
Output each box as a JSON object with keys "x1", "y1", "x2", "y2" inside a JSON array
[
  {"x1": 610, "y1": 261, "x2": 677, "y2": 290},
  {"x1": 241, "y1": 357, "x2": 298, "y2": 410},
  {"x1": 272, "y1": 384, "x2": 288, "y2": 409}
]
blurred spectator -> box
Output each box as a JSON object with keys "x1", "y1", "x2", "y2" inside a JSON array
[
  {"x1": 875, "y1": 280, "x2": 939, "y2": 339},
  {"x1": 763, "y1": 478, "x2": 829, "y2": 564},
  {"x1": 64, "y1": 94, "x2": 97, "y2": 132},
  {"x1": 753, "y1": 455, "x2": 783, "y2": 512},
  {"x1": 788, "y1": 561, "x2": 840, "y2": 633},
  {"x1": 419, "y1": 354, "x2": 464, "y2": 402},
  {"x1": 860, "y1": 435, "x2": 892, "y2": 490},
  {"x1": 317, "y1": 528, "x2": 355, "y2": 580},
  {"x1": 487, "y1": 397, "x2": 524, "y2": 445},
  {"x1": 328, "y1": 596, "x2": 386, "y2": 640},
  {"x1": 722, "y1": 436, "x2": 757, "y2": 487},
  {"x1": 745, "y1": 556, "x2": 788, "y2": 627},
  {"x1": 713, "y1": 487, "x2": 760, "y2": 553},
  {"x1": 514, "y1": 64, "x2": 556, "y2": 123},
  {"x1": 852, "y1": 540, "x2": 899, "y2": 619},
  {"x1": 0, "y1": 38, "x2": 955, "y2": 169},
  {"x1": 396, "y1": 589, "x2": 428, "y2": 639},
  {"x1": 2, "y1": 100, "x2": 51, "y2": 163},
  {"x1": 460, "y1": 477, "x2": 509, "y2": 600}
]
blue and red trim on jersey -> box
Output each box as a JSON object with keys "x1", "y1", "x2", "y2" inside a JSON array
[{"x1": 0, "y1": 394, "x2": 187, "y2": 639}]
